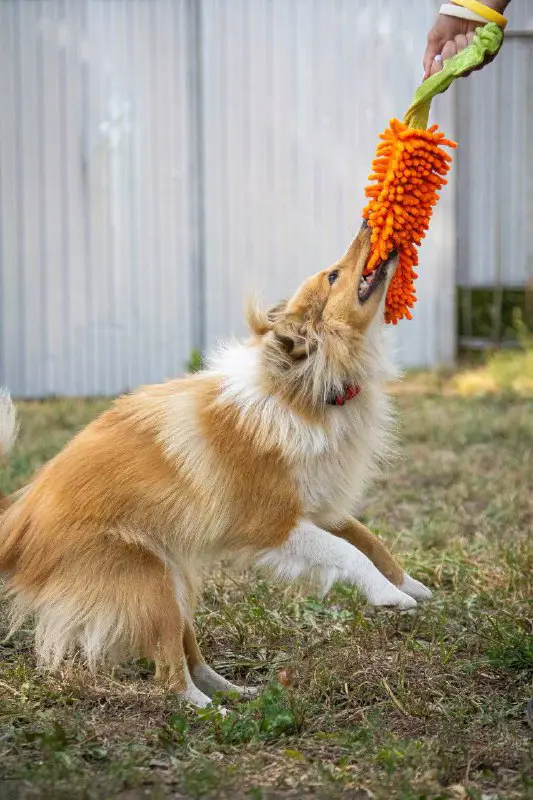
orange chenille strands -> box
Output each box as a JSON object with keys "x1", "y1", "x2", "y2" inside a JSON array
[{"x1": 362, "y1": 118, "x2": 456, "y2": 324}]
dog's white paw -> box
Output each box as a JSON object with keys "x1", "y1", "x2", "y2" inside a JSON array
[
  {"x1": 366, "y1": 581, "x2": 417, "y2": 610},
  {"x1": 182, "y1": 691, "x2": 228, "y2": 717},
  {"x1": 181, "y1": 685, "x2": 217, "y2": 710},
  {"x1": 400, "y1": 573, "x2": 433, "y2": 601},
  {"x1": 239, "y1": 685, "x2": 260, "y2": 700},
  {"x1": 192, "y1": 664, "x2": 259, "y2": 701}
]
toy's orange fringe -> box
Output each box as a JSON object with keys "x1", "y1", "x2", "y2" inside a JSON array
[{"x1": 362, "y1": 119, "x2": 456, "y2": 324}]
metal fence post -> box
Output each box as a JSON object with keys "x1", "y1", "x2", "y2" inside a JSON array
[{"x1": 186, "y1": 0, "x2": 206, "y2": 356}]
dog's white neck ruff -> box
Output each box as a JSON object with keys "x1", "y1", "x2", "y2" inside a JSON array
[
  {"x1": 206, "y1": 318, "x2": 399, "y2": 466},
  {"x1": 207, "y1": 342, "x2": 329, "y2": 458}
]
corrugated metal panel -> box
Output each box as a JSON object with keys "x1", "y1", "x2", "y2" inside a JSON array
[
  {"x1": 0, "y1": 1, "x2": 21, "y2": 393},
  {"x1": 507, "y1": 5, "x2": 533, "y2": 31},
  {"x1": 0, "y1": 0, "x2": 195, "y2": 396},
  {"x1": 201, "y1": 0, "x2": 456, "y2": 369},
  {"x1": 456, "y1": 30, "x2": 533, "y2": 288}
]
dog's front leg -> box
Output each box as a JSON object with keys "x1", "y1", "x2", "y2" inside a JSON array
[
  {"x1": 323, "y1": 516, "x2": 432, "y2": 601},
  {"x1": 255, "y1": 520, "x2": 416, "y2": 609}
]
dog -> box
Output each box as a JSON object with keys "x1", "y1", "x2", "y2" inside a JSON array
[{"x1": 0, "y1": 223, "x2": 431, "y2": 708}]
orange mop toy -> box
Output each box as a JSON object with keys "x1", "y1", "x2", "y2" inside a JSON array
[{"x1": 362, "y1": 22, "x2": 504, "y2": 324}]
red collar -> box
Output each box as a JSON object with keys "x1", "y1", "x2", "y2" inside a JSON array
[{"x1": 327, "y1": 384, "x2": 361, "y2": 406}]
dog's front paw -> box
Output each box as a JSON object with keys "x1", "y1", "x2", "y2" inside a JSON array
[
  {"x1": 400, "y1": 573, "x2": 433, "y2": 601},
  {"x1": 366, "y1": 581, "x2": 417, "y2": 610}
]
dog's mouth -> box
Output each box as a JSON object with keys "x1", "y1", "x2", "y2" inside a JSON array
[{"x1": 357, "y1": 251, "x2": 397, "y2": 303}]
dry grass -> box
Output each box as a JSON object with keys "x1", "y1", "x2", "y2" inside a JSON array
[{"x1": 0, "y1": 385, "x2": 532, "y2": 799}]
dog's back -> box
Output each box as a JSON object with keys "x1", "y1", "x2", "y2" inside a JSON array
[{"x1": 0, "y1": 374, "x2": 303, "y2": 670}]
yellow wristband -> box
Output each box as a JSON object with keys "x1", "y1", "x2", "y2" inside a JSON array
[{"x1": 452, "y1": 0, "x2": 507, "y2": 29}]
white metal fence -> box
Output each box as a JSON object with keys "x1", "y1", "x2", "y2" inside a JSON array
[
  {"x1": 0, "y1": 1, "x2": 531, "y2": 396},
  {"x1": 1, "y1": 0, "x2": 196, "y2": 396},
  {"x1": 456, "y1": 26, "x2": 533, "y2": 290}
]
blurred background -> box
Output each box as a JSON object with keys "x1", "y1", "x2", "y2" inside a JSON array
[{"x1": 0, "y1": 0, "x2": 531, "y2": 397}]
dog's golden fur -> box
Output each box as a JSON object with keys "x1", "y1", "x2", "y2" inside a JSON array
[{"x1": 0, "y1": 225, "x2": 431, "y2": 707}]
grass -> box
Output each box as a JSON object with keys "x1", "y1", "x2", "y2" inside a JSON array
[{"x1": 1, "y1": 384, "x2": 532, "y2": 799}]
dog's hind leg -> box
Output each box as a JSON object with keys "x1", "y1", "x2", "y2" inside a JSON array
[
  {"x1": 59, "y1": 540, "x2": 215, "y2": 710},
  {"x1": 326, "y1": 516, "x2": 432, "y2": 600},
  {"x1": 144, "y1": 577, "x2": 216, "y2": 710},
  {"x1": 183, "y1": 621, "x2": 259, "y2": 699},
  {"x1": 110, "y1": 552, "x2": 214, "y2": 710}
]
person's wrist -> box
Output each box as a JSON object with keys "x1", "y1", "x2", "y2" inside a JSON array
[{"x1": 481, "y1": 0, "x2": 508, "y2": 11}]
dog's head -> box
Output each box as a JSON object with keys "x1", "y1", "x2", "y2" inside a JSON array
[{"x1": 248, "y1": 223, "x2": 397, "y2": 408}]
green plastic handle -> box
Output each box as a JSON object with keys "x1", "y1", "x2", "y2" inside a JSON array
[{"x1": 404, "y1": 22, "x2": 504, "y2": 130}]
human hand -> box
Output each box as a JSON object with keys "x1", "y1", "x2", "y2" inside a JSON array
[{"x1": 423, "y1": 1, "x2": 508, "y2": 80}]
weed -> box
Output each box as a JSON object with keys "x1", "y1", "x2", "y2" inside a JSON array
[
  {"x1": 482, "y1": 617, "x2": 533, "y2": 676},
  {"x1": 187, "y1": 348, "x2": 204, "y2": 373},
  {"x1": 199, "y1": 682, "x2": 302, "y2": 745},
  {"x1": 157, "y1": 712, "x2": 189, "y2": 753}
]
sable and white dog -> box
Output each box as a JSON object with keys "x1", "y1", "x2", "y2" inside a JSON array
[{"x1": 0, "y1": 223, "x2": 431, "y2": 708}]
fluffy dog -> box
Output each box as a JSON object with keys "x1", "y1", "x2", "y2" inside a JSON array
[{"x1": 0, "y1": 223, "x2": 431, "y2": 707}]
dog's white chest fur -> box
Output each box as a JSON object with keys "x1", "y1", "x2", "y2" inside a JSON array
[
  {"x1": 212, "y1": 326, "x2": 396, "y2": 522},
  {"x1": 297, "y1": 388, "x2": 393, "y2": 520}
]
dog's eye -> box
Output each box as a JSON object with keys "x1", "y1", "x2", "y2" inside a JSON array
[{"x1": 328, "y1": 270, "x2": 339, "y2": 286}]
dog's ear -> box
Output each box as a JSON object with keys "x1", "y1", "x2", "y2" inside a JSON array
[
  {"x1": 266, "y1": 301, "x2": 288, "y2": 324},
  {"x1": 248, "y1": 299, "x2": 311, "y2": 360},
  {"x1": 272, "y1": 317, "x2": 310, "y2": 360},
  {"x1": 247, "y1": 299, "x2": 287, "y2": 336}
]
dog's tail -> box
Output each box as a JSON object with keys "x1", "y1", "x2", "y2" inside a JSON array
[{"x1": 0, "y1": 390, "x2": 18, "y2": 513}]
